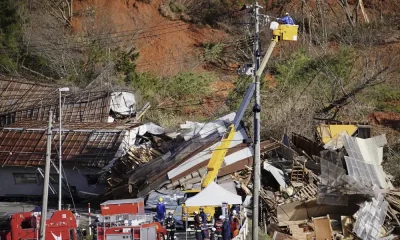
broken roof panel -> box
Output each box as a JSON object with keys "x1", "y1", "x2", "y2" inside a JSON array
[
  {"x1": 318, "y1": 159, "x2": 348, "y2": 205},
  {"x1": 353, "y1": 195, "x2": 388, "y2": 240},
  {"x1": 320, "y1": 158, "x2": 346, "y2": 186},
  {"x1": 343, "y1": 134, "x2": 391, "y2": 189},
  {"x1": 0, "y1": 76, "x2": 57, "y2": 114},
  {"x1": 1, "y1": 91, "x2": 112, "y2": 126},
  {"x1": 343, "y1": 134, "x2": 387, "y2": 165},
  {"x1": 345, "y1": 156, "x2": 388, "y2": 189},
  {"x1": 0, "y1": 77, "x2": 138, "y2": 126},
  {"x1": 0, "y1": 121, "x2": 137, "y2": 167}
]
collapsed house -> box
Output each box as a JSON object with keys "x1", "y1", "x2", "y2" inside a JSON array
[
  {"x1": 2, "y1": 76, "x2": 399, "y2": 238},
  {"x1": 97, "y1": 110, "x2": 400, "y2": 239},
  {"x1": 0, "y1": 76, "x2": 148, "y2": 200}
]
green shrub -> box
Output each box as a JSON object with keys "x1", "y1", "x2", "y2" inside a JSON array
[
  {"x1": 202, "y1": 43, "x2": 225, "y2": 63},
  {"x1": 0, "y1": 0, "x2": 23, "y2": 72},
  {"x1": 129, "y1": 72, "x2": 162, "y2": 100},
  {"x1": 169, "y1": 2, "x2": 186, "y2": 13},
  {"x1": 275, "y1": 47, "x2": 355, "y2": 96},
  {"x1": 368, "y1": 85, "x2": 400, "y2": 113},
  {"x1": 164, "y1": 72, "x2": 216, "y2": 100}
]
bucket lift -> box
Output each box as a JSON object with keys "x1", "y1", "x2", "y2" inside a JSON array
[{"x1": 181, "y1": 21, "x2": 299, "y2": 225}]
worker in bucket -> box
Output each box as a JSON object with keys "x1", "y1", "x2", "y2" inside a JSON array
[
  {"x1": 156, "y1": 197, "x2": 166, "y2": 222},
  {"x1": 164, "y1": 212, "x2": 176, "y2": 240},
  {"x1": 194, "y1": 211, "x2": 202, "y2": 240},
  {"x1": 214, "y1": 215, "x2": 224, "y2": 240},
  {"x1": 222, "y1": 215, "x2": 231, "y2": 240},
  {"x1": 277, "y1": 12, "x2": 295, "y2": 25}
]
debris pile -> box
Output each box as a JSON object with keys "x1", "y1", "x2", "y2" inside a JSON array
[
  {"x1": 240, "y1": 123, "x2": 400, "y2": 240},
  {"x1": 91, "y1": 107, "x2": 400, "y2": 239}
]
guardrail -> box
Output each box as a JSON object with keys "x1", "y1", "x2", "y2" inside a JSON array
[{"x1": 232, "y1": 217, "x2": 248, "y2": 240}]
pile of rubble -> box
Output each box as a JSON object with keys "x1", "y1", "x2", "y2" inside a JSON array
[
  {"x1": 239, "y1": 123, "x2": 400, "y2": 240},
  {"x1": 96, "y1": 111, "x2": 400, "y2": 239}
]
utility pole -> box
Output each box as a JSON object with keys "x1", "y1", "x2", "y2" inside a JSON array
[
  {"x1": 58, "y1": 87, "x2": 69, "y2": 210},
  {"x1": 40, "y1": 111, "x2": 53, "y2": 240},
  {"x1": 252, "y1": 2, "x2": 262, "y2": 240}
]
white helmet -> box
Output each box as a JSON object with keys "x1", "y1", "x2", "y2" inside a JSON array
[
  {"x1": 194, "y1": 211, "x2": 198, "y2": 214},
  {"x1": 219, "y1": 215, "x2": 225, "y2": 220}
]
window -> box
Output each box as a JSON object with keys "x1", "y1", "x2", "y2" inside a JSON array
[{"x1": 13, "y1": 173, "x2": 38, "y2": 184}]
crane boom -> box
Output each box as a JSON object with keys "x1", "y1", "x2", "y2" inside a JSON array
[
  {"x1": 200, "y1": 23, "x2": 299, "y2": 189},
  {"x1": 201, "y1": 83, "x2": 255, "y2": 188}
]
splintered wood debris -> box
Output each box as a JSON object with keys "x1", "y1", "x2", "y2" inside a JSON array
[{"x1": 94, "y1": 121, "x2": 400, "y2": 239}]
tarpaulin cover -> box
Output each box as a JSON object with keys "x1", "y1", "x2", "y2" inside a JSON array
[
  {"x1": 145, "y1": 189, "x2": 185, "y2": 210},
  {"x1": 110, "y1": 92, "x2": 136, "y2": 115},
  {"x1": 185, "y1": 182, "x2": 242, "y2": 206}
]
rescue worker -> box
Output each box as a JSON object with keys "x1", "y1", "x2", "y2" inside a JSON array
[
  {"x1": 277, "y1": 12, "x2": 295, "y2": 25},
  {"x1": 156, "y1": 197, "x2": 166, "y2": 223},
  {"x1": 222, "y1": 216, "x2": 231, "y2": 240},
  {"x1": 164, "y1": 212, "x2": 176, "y2": 240},
  {"x1": 199, "y1": 207, "x2": 209, "y2": 239},
  {"x1": 231, "y1": 205, "x2": 240, "y2": 214},
  {"x1": 199, "y1": 207, "x2": 207, "y2": 224},
  {"x1": 214, "y1": 215, "x2": 224, "y2": 240},
  {"x1": 194, "y1": 211, "x2": 202, "y2": 240},
  {"x1": 230, "y1": 212, "x2": 239, "y2": 238},
  {"x1": 210, "y1": 227, "x2": 217, "y2": 240},
  {"x1": 89, "y1": 215, "x2": 100, "y2": 240}
]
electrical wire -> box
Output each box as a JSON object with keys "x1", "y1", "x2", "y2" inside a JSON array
[
  {"x1": 0, "y1": 24, "x2": 190, "y2": 54},
  {"x1": 0, "y1": 21, "x2": 187, "y2": 52}
]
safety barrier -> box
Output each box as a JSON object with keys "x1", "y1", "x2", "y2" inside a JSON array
[{"x1": 232, "y1": 217, "x2": 248, "y2": 240}]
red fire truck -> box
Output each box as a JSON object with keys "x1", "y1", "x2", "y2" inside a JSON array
[
  {"x1": 94, "y1": 198, "x2": 166, "y2": 240},
  {"x1": 0, "y1": 210, "x2": 78, "y2": 240}
]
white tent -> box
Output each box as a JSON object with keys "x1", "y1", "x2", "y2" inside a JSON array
[{"x1": 185, "y1": 182, "x2": 242, "y2": 206}]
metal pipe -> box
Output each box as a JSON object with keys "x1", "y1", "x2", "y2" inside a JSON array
[
  {"x1": 59, "y1": 91, "x2": 62, "y2": 210},
  {"x1": 88, "y1": 203, "x2": 92, "y2": 235},
  {"x1": 39, "y1": 111, "x2": 53, "y2": 240},
  {"x1": 58, "y1": 87, "x2": 69, "y2": 210}
]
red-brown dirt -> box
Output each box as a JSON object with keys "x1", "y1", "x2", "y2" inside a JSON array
[
  {"x1": 71, "y1": 0, "x2": 227, "y2": 76},
  {"x1": 369, "y1": 112, "x2": 400, "y2": 131}
]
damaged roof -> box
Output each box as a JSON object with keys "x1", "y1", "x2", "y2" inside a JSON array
[
  {"x1": 0, "y1": 121, "x2": 140, "y2": 168},
  {"x1": 0, "y1": 76, "x2": 57, "y2": 114},
  {"x1": 0, "y1": 76, "x2": 136, "y2": 126}
]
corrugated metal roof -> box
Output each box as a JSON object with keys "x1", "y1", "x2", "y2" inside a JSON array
[
  {"x1": 0, "y1": 76, "x2": 138, "y2": 126},
  {"x1": 0, "y1": 76, "x2": 57, "y2": 115},
  {"x1": 0, "y1": 91, "x2": 112, "y2": 126},
  {"x1": 3, "y1": 120, "x2": 139, "y2": 130},
  {"x1": 0, "y1": 122, "x2": 137, "y2": 167}
]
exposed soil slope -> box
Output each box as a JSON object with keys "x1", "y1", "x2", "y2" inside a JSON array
[{"x1": 72, "y1": 0, "x2": 227, "y2": 76}]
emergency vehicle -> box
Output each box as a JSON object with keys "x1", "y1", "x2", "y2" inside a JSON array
[
  {"x1": 0, "y1": 210, "x2": 78, "y2": 240},
  {"x1": 95, "y1": 198, "x2": 167, "y2": 240}
]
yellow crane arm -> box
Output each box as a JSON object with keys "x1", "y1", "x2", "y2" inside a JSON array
[
  {"x1": 200, "y1": 23, "x2": 299, "y2": 190},
  {"x1": 201, "y1": 124, "x2": 236, "y2": 188}
]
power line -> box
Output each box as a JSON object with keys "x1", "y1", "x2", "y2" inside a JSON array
[
  {"x1": 0, "y1": 24, "x2": 189, "y2": 53},
  {"x1": 12, "y1": 21, "x2": 186, "y2": 51},
  {"x1": 26, "y1": 20, "x2": 185, "y2": 44}
]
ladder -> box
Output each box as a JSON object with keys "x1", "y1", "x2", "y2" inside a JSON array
[{"x1": 290, "y1": 160, "x2": 305, "y2": 187}]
